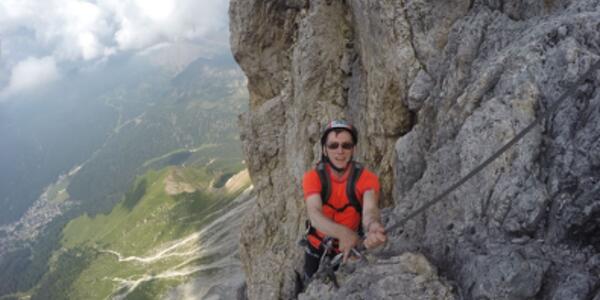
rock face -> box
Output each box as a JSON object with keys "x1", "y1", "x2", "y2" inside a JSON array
[
  {"x1": 299, "y1": 252, "x2": 455, "y2": 300},
  {"x1": 229, "y1": 0, "x2": 600, "y2": 299}
]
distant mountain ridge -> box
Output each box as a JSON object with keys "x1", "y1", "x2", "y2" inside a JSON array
[{"x1": 0, "y1": 51, "x2": 249, "y2": 298}]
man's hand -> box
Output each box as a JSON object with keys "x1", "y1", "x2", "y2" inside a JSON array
[
  {"x1": 338, "y1": 227, "x2": 360, "y2": 263},
  {"x1": 364, "y1": 221, "x2": 387, "y2": 249}
]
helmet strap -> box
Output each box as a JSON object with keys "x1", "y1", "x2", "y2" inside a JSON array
[{"x1": 322, "y1": 153, "x2": 351, "y2": 173}]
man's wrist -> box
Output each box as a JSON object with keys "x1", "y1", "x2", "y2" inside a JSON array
[
  {"x1": 366, "y1": 220, "x2": 383, "y2": 232},
  {"x1": 365, "y1": 220, "x2": 374, "y2": 232}
]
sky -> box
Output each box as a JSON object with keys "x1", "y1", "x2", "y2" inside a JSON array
[{"x1": 0, "y1": 0, "x2": 230, "y2": 99}]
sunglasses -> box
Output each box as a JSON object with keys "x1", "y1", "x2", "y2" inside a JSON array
[{"x1": 326, "y1": 142, "x2": 354, "y2": 150}]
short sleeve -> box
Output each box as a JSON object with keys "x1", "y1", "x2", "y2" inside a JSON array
[
  {"x1": 303, "y1": 170, "x2": 322, "y2": 199},
  {"x1": 356, "y1": 169, "x2": 380, "y2": 200}
]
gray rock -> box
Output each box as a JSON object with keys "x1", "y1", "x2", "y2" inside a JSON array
[
  {"x1": 462, "y1": 249, "x2": 547, "y2": 299},
  {"x1": 300, "y1": 252, "x2": 455, "y2": 300},
  {"x1": 408, "y1": 70, "x2": 434, "y2": 111},
  {"x1": 551, "y1": 272, "x2": 595, "y2": 300},
  {"x1": 284, "y1": 0, "x2": 307, "y2": 10},
  {"x1": 229, "y1": 0, "x2": 600, "y2": 299}
]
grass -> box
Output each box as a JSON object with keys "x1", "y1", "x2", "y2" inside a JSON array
[{"x1": 50, "y1": 158, "x2": 250, "y2": 299}]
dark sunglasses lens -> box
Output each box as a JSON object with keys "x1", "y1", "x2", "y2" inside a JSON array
[
  {"x1": 327, "y1": 143, "x2": 339, "y2": 149},
  {"x1": 327, "y1": 142, "x2": 354, "y2": 150}
]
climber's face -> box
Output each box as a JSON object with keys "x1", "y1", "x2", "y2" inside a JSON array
[{"x1": 324, "y1": 130, "x2": 354, "y2": 170}]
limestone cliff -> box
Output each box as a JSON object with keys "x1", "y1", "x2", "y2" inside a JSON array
[{"x1": 229, "y1": 0, "x2": 600, "y2": 299}]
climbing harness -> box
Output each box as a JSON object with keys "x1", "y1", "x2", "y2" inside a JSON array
[
  {"x1": 314, "y1": 237, "x2": 343, "y2": 288},
  {"x1": 306, "y1": 236, "x2": 367, "y2": 289}
]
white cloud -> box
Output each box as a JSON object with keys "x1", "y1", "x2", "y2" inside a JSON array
[
  {"x1": 1, "y1": 56, "x2": 60, "y2": 97},
  {"x1": 78, "y1": 31, "x2": 101, "y2": 60},
  {"x1": 0, "y1": 0, "x2": 112, "y2": 62},
  {"x1": 0, "y1": 0, "x2": 229, "y2": 95},
  {"x1": 0, "y1": 0, "x2": 229, "y2": 92},
  {"x1": 103, "y1": 0, "x2": 229, "y2": 51},
  {"x1": 138, "y1": 0, "x2": 175, "y2": 22}
]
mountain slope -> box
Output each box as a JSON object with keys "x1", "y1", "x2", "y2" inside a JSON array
[
  {"x1": 0, "y1": 52, "x2": 249, "y2": 298},
  {"x1": 31, "y1": 164, "x2": 251, "y2": 300}
]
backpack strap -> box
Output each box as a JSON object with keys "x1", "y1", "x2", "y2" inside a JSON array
[
  {"x1": 316, "y1": 162, "x2": 331, "y2": 208},
  {"x1": 304, "y1": 161, "x2": 366, "y2": 249},
  {"x1": 316, "y1": 161, "x2": 364, "y2": 213},
  {"x1": 346, "y1": 162, "x2": 364, "y2": 215}
]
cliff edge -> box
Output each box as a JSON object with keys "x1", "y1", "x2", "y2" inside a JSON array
[{"x1": 229, "y1": 0, "x2": 600, "y2": 299}]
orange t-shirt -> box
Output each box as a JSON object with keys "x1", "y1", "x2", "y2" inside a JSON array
[{"x1": 302, "y1": 163, "x2": 380, "y2": 248}]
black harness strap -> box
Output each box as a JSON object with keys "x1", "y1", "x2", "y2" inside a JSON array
[
  {"x1": 316, "y1": 161, "x2": 364, "y2": 214},
  {"x1": 346, "y1": 162, "x2": 364, "y2": 215},
  {"x1": 307, "y1": 161, "x2": 365, "y2": 245},
  {"x1": 316, "y1": 161, "x2": 363, "y2": 214},
  {"x1": 316, "y1": 162, "x2": 331, "y2": 209}
]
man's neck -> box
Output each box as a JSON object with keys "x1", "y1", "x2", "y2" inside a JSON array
[{"x1": 327, "y1": 162, "x2": 350, "y2": 179}]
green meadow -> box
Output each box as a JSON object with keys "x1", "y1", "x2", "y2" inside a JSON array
[{"x1": 31, "y1": 157, "x2": 249, "y2": 299}]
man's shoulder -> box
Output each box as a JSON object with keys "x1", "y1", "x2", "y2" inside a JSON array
[
  {"x1": 303, "y1": 168, "x2": 318, "y2": 177},
  {"x1": 302, "y1": 168, "x2": 320, "y2": 184},
  {"x1": 354, "y1": 164, "x2": 378, "y2": 178},
  {"x1": 361, "y1": 168, "x2": 378, "y2": 177},
  {"x1": 356, "y1": 166, "x2": 379, "y2": 188},
  {"x1": 302, "y1": 168, "x2": 322, "y2": 196}
]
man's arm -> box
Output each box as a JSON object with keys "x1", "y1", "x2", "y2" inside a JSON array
[
  {"x1": 306, "y1": 194, "x2": 359, "y2": 261},
  {"x1": 362, "y1": 190, "x2": 387, "y2": 249}
]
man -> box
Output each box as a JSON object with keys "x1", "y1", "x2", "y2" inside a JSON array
[{"x1": 301, "y1": 120, "x2": 387, "y2": 282}]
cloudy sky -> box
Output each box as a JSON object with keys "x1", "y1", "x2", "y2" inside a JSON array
[{"x1": 0, "y1": 0, "x2": 230, "y2": 98}]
